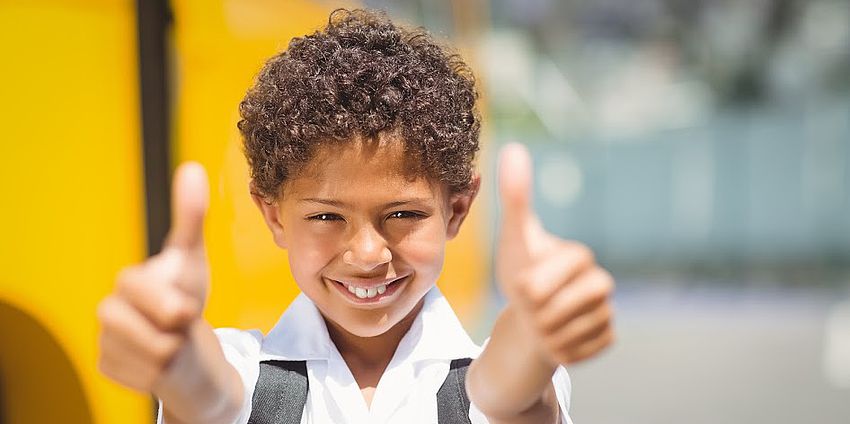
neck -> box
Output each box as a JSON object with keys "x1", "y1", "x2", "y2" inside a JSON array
[{"x1": 325, "y1": 299, "x2": 424, "y2": 373}]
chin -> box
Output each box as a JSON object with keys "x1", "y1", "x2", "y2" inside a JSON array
[{"x1": 341, "y1": 311, "x2": 403, "y2": 338}]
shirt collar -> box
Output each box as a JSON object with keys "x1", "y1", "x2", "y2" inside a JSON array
[
  {"x1": 259, "y1": 292, "x2": 333, "y2": 361},
  {"x1": 259, "y1": 286, "x2": 481, "y2": 362},
  {"x1": 402, "y1": 286, "x2": 482, "y2": 362}
]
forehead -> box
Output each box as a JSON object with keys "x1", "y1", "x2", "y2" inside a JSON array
[{"x1": 282, "y1": 135, "x2": 443, "y2": 203}]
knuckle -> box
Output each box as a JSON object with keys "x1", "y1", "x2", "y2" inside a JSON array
[
  {"x1": 587, "y1": 270, "x2": 614, "y2": 301},
  {"x1": 526, "y1": 285, "x2": 550, "y2": 307},
  {"x1": 596, "y1": 269, "x2": 615, "y2": 293},
  {"x1": 152, "y1": 301, "x2": 178, "y2": 328},
  {"x1": 589, "y1": 329, "x2": 614, "y2": 355},
  {"x1": 148, "y1": 343, "x2": 170, "y2": 365},
  {"x1": 567, "y1": 242, "x2": 595, "y2": 267},
  {"x1": 149, "y1": 335, "x2": 182, "y2": 365},
  {"x1": 148, "y1": 360, "x2": 174, "y2": 388},
  {"x1": 156, "y1": 295, "x2": 194, "y2": 329},
  {"x1": 525, "y1": 271, "x2": 558, "y2": 306},
  {"x1": 551, "y1": 331, "x2": 574, "y2": 350},
  {"x1": 599, "y1": 303, "x2": 614, "y2": 323},
  {"x1": 513, "y1": 273, "x2": 534, "y2": 291},
  {"x1": 116, "y1": 265, "x2": 141, "y2": 288},
  {"x1": 96, "y1": 296, "x2": 120, "y2": 325},
  {"x1": 95, "y1": 298, "x2": 111, "y2": 323},
  {"x1": 518, "y1": 277, "x2": 542, "y2": 303},
  {"x1": 534, "y1": 313, "x2": 557, "y2": 334},
  {"x1": 603, "y1": 327, "x2": 616, "y2": 346},
  {"x1": 115, "y1": 266, "x2": 133, "y2": 283},
  {"x1": 585, "y1": 287, "x2": 606, "y2": 305},
  {"x1": 148, "y1": 354, "x2": 171, "y2": 373},
  {"x1": 115, "y1": 275, "x2": 142, "y2": 299}
]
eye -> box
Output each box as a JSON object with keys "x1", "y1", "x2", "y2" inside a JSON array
[
  {"x1": 307, "y1": 213, "x2": 344, "y2": 222},
  {"x1": 387, "y1": 211, "x2": 423, "y2": 220}
]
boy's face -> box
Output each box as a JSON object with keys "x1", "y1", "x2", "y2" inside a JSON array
[{"x1": 252, "y1": 136, "x2": 478, "y2": 337}]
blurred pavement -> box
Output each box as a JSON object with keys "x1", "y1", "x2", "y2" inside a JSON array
[{"x1": 565, "y1": 282, "x2": 850, "y2": 424}]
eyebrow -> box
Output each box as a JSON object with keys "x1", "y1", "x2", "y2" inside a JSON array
[
  {"x1": 299, "y1": 198, "x2": 346, "y2": 207},
  {"x1": 299, "y1": 198, "x2": 432, "y2": 208}
]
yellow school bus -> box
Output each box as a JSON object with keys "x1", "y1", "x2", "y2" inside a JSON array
[{"x1": 0, "y1": 1, "x2": 486, "y2": 422}]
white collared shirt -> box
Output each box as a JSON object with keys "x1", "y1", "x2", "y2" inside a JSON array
[{"x1": 159, "y1": 287, "x2": 574, "y2": 423}]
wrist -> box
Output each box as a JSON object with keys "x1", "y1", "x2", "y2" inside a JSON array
[
  {"x1": 501, "y1": 303, "x2": 559, "y2": 373},
  {"x1": 155, "y1": 319, "x2": 243, "y2": 424}
]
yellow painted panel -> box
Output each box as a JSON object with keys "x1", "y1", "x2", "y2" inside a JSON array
[
  {"x1": 171, "y1": 0, "x2": 348, "y2": 331},
  {"x1": 0, "y1": 1, "x2": 149, "y2": 423}
]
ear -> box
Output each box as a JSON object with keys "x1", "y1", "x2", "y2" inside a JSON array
[
  {"x1": 250, "y1": 181, "x2": 288, "y2": 249},
  {"x1": 445, "y1": 173, "x2": 481, "y2": 240}
]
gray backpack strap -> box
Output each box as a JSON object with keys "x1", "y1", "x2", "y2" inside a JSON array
[
  {"x1": 436, "y1": 358, "x2": 474, "y2": 424},
  {"x1": 248, "y1": 360, "x2": 308, "y2": 424},
  {"x1": 247, "y1": 357, "x2": 473, "y2": 424}
]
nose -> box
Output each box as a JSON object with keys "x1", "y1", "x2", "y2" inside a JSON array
[{"x1": 343, "y1": 225, "x2": 392, "y2": 271}]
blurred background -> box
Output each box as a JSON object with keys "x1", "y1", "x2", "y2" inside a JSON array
[{"x1": 1, "y1": 0, "x2": 848, "y2": 423}]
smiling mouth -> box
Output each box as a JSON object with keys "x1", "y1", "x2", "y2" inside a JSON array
[{"x1": 329, "y1": 276, "x2": 408, "y2": 301}]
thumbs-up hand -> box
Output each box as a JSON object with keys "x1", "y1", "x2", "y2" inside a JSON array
[
  {"x1": 97, "y1": 162, "x2": 211, "y2": 392},
  {"x1": 497, "y1": 143, "x2": 614, "y2": 365}
]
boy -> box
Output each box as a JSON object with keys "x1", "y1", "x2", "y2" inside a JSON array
[{"x1": 97, "y1": 9, "x2": 614, "y2": 424}]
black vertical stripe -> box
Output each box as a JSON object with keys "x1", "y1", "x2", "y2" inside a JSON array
[
  {"x1": 136, "y1": 0, "x2": 172, "y2": 257},
  {"x1": 136, "y1": 0, "x2": 172, "y2": 419}
]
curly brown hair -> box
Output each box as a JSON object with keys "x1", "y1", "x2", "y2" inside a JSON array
[{"x1": 238, "y1": 8, "x2": 480, "y2": 200}]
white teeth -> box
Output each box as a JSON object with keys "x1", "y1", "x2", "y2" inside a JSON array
[
  {"x1": 355, "y1": 287, "x2": 367, "y2": 298},
  {"x1": 345, "y1": 282, "x2": 390, "y2": 299}
]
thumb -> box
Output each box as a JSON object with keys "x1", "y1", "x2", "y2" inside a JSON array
[
  {"x1": 165, "y1": 161, "x2": 209, "y2": 253},
  {"x1": 498, "y1": 143, "x2": 538, "y2": 240}
]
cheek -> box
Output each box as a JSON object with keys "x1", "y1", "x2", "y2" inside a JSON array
[
  {"x1": 286, "y1": 225, "x2": 341, "y2": 284},
  {"x1": 396, "y1": 221, "x2": 447, "y2": 278}
]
